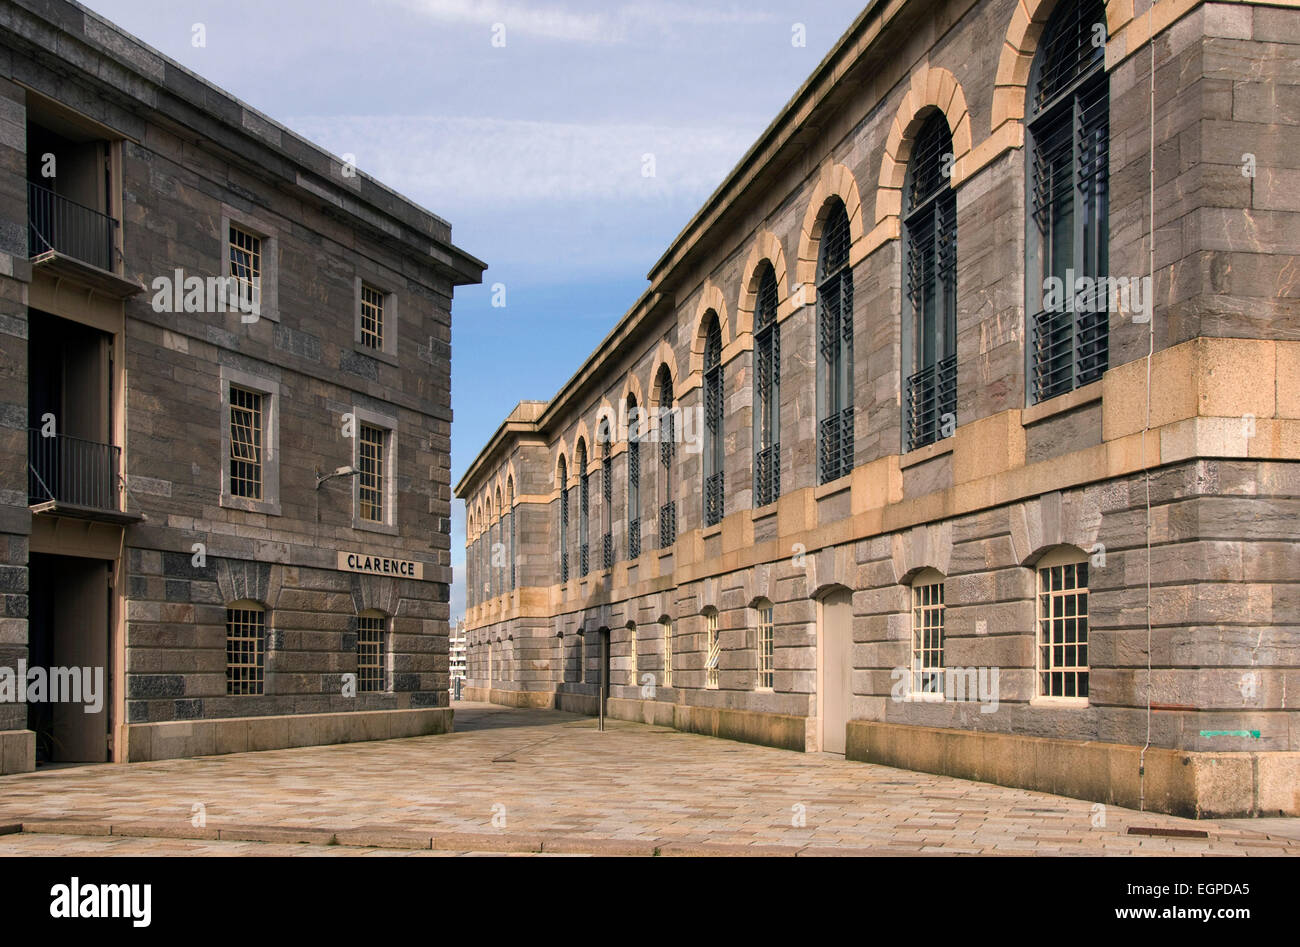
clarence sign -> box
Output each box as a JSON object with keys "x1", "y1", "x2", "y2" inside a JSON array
[{"x1": 336, "y1": 551, "x2": 424, "y2": 580}]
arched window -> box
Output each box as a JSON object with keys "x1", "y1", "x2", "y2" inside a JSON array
[
  {"x1": 656, "y1": 366, "x2": 676, "y2": 549},
  {"x1": 226, "y1": 600, "x2": 265, "y2": 696},
  {"x1": 910, "y1": 569, "x2": 946, "y2": 695},
  {"x1": 1036, "y1": 547, "x2": 1090, "y2": 699},
  {"x1": 493, "y1": 487, "x2": 502, "y2": 598},
  {"x1": 753, "y1": 263, "x2": 781, "y2": 507},
  {"x1": 576, "y1": 439, "x2": 589, "y2": 577},
  {"x1": 754, "y1": 599, "x2": 774, "y2": 690},
  {"x1": 702, "y1": 313, "x2": 724, "y2": 527},
  {"x1": 703, "y1": 607, "x2": 720, "y2": 689},
  {"x1": 599, "y1": 427, "x2": 613, "y2": 570},
  {"x1": 557, "y1": 455, "x2": 569, "y2": 583},
  {"x1": 626, "y1": 394, "x2": 641, "y2": 560},
  {"x1": 357, "y1": 609, "x2": 388, "y2": 693},
  {"x1": 817, "y1": 198, "x2": 854, "y2": 484},
  {"x1": 506, "y1": 477, "x2": 516, "y2": 591},
  {"x1": 1027, "y1": 0, "x2": 1109, "y2": 403},
  {"x1": 904, "y1": 111, "x2": 958, "y2": 452},
  {"x1": 626, "y1": 621, "x2": 638, "y2": 685}
]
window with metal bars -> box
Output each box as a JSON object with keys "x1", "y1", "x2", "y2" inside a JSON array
[
  {"x1": 756, "y1": 604, "x2": 774, "y2": 690},
  {"x1": 357, "y1": 612, "x2": 386, "y2": 692},
  {"x1": 702, "y1": 314, "x2": 724, "y2": 527},
  {"x1": 817, "y1": 199, "x2": 854, "y2": 484},
  {"x1": 704, "y1": 609, "x2": 720, "y2": 688},
  {"x1": 508, "y1": 478, "x2": 516, "y2": 591},
  {"x1": 577, "y1": 440, "x2": 590, "y2": 577},
  {"x1": 360, "y1": 283, "x2": 385, "y2": 350},
  {"x1": 226, "y1": 603, "x2": 265, "y2": 696},
  {"x1": 657, "y1": 369, "x2": 676, "y2": 549},
  {"x1": 904, "y1": 111, "x2": 958, "y2": 452},
  {"x1": 228, "y1": 385, "x2": 263, "y2": 499},
  {"x1": 1037, "y1": 555, "x2": 1089, "y2": 698},
  {"x1": 357, "y1": 423, "x2": 387, "y2": 523},
  {"x1": 1027, "y1": 0, "x2": 1109, "y2": 404},
  {"x1": 753, "y1": 263, "x2": 781, "y2": 507},
  {"x1": 228, "y1": 224, "x2": 261, "y2": 308},
  {"x1": 558, "y1": 456, "x2": 569, "y2": 583},
  {"x1": 911, "y1": 577, "x2": 945, "y2": 695},
  {"x1": 601, "y1": 440, "x2": 613, "y2": 570},
  {"x1": 626, "y1": 395, "x2": 642, "y2": 559}
]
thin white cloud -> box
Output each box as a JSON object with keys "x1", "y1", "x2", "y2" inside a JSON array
[
  {"x1": 287, "y1": 114, "x2": 754, "y2": 206},
  {"x1": 390, "y1": 0, "x2": 776, "y2": 45}
]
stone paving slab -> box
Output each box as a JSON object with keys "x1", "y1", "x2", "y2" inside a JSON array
[{"x1": 0, "y1": 703, "x2": 1295, "y2": 857}]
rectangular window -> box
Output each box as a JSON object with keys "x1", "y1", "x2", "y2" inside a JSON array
[
  {"x1": 705, "y1": 611, "x2": 719, "y2": 689},
  {"x1": 226, "y1": 605, "x2": 265, "y2": 696},
  {"x1": 627, "y1": 626, "x2": 638, "y2": 685},
  {"x1": 1038, "y1": 560, "x2": 1089, "y2": 698},
  {"x1": 358, "y1": 423, "x2": 387, "y2": 523},
  {"x1": 662, "y1": 619, "x2": 673, "y2": 689},
  {"x1": 911, "y1": 582, "x2": 945, "y2": 695},
  {"x1": 228, "y1": 224, "x2": 262, "y2": 307},
  {"x1": 359, "y1": 283, "x2": 385, "y2": 350},
  {"x1": 229, "y1": 385, "x2": 263, "y2": 500},
  {"x1": 757, "y1": 606, "x2": 774, "y2": 689},
  {"x1": 357, "y1": 615, "x2": 386, "y2": 693}
]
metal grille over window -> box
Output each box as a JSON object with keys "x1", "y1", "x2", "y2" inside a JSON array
[
  {"x1": 757, "y1": 606, "x2": 774, "y2": 689},
  {"x1": 577, "y1": 441, "x2": 590, "y2": 577},
  {"x1": 657, "y1": 371, "x2": 676, "y2": 549},
  {"x1": 703, "y1": 315, "x2": 724, "y2": 527},
  {"x1": 229, "y1": 385, "x2": 263, "y2": 499},
  {"x1": 508, "y1": 479, "x2": 516, "y2": 591},
  {"x1": 358, "y1": 423, "x2": 385, "y2": 522},
  {"x1": 357, "y1": 614, "x2": 386, "y2": 692},
  {"x1": 1038, "y1": 560, "x2": 1089, "y2": 698},
  {"x1": 753, "y1": 263, "x2": 781, "y2": 506},
  {"x1": 911, "y1": 582, "x2": 945, "y2": 695},
  {"x1": 360, "y1": 283, "x2": 384, "y2": 350},
  {"x1": 905, "y1": 111, "x2": 958, "y2": 452},
  {"x1": 1028, "y1": 0, "x2": 1109, "y2": 403},
  {"x1": 627, "y1": 413, "x2": 641, "y2": 561},
  {"x1": 228, "y1": 225, "x2": 261, "y2": 308},
  {"x1": 601, "y1": 442, "x2": 613, "y2": 570},
  {"x1": 705, "y1": 611, "x2": 720, "y2": 688},
  {"x1": 559, "y1": 474, "x2": 569, "y2": 583},
  {"x1": 226, "y1": 605, "x2": 265, "y2": 696},
  {"x1": 817, "y1": 199, "x2": 854, "y2": 484}
]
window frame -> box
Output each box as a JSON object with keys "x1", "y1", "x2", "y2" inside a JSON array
[
  {"x1": 226, "y1": 601, "x2": 266, "y2": 697},
  {"x1": 354, "y1": 277, "x2": 399, "y2": 362},
  {"x1": 356, "y1": 610, "x2": 388, "y2": 694},
  {"x1": 219, "y1": 208, "x2": 279, "y2": 322},
  {"x1": 909, "y1": 569, "x2": 946, "y2": 698},
  {"x1": 702, "y1": 314, "x2": 725, "y2": 528},
  {"x1": 661, "y1": 617, "x2": 673, "y2": 689},
  {"x1": 704, "y1": 608, "x2": 720, "y2": 689},
  {"x1": 815, "y1": 198, "x2": 854, "y2": 485},
  {"x1": 219, "y1": 367, "x2": 281, "y2": 515},
  {"x1": 1033, "y1": 548, "x2": 1091, "y2": 705},
  {"x1": 755, "y1": 602, "x2": 775, "y2": 691},
  {"x1": 351, "y1": 405, "x2": 398, "y2": 534},
  {"x1": 752, "y1": 263, "x2": 781, "y2": 508}
]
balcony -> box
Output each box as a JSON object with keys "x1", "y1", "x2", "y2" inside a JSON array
[
  {"x1": 26, "y1": 181, "x2": 139, "y2": 297},
  {"x1": 27, "y1": 429, "x2": 137, "y2": 524}
]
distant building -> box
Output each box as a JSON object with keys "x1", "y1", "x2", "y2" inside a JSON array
[
  {"x1": 450, "y1": 620, "x2": 468, "y2": 688},
  {"x1": 0, "y1": 0, "x2": 484, "y2": 772},
  {"x1": 456, "y1": 0, "x2": 1300, "y2": 818}
]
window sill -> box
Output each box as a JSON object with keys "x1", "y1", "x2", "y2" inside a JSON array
[
  {"x1": 221, "y1": 495, "x2": 282, "y2": 517},
  {"x1": 813, "y1": 474, "x2": 851, "y2": 500},
  {"x1": 702, "y1": 522, "x2": 722, "y2": 540},
  {"x1": 352, "y1": 518, "x2": 399, "y2": 537},
  {"x1": 1029, "y1": 696, "x2": 1090, "y2": 709},
  {"x1": 1022, "y1": 379, "x2": 1103, "y2": 426},
  {"x1": 352, "y1": 343, "x2": 399, "y2": 367},
  {"x1": 900, "y1": 436, "x2": 954, "y2": 470}
]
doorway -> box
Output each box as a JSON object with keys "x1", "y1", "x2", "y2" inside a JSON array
[
  {"x1": 818, "y1": 588, "x2": 853, "y2": 754},
  {"x1": 27, "y1": 553, "x2": 111, "y2": 764}
]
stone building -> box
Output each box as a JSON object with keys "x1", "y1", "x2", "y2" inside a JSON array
[
  {"x1": 456, "y1": 0, "x2": 1300, "y2": 817},
  {"x1": 0, "y1": 0, "x2": 483, "y2": 771}
]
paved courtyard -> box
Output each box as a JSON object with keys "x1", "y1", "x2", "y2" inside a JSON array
[{"x1": 0, "y1": 703, "x2": 1296, "y2": 856}]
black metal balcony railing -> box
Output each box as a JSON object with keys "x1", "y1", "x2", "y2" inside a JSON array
[
  {"x1": 906, "y1": 353, "x2": 958, "y2": 452},
  {"x1": 658, "y1": 501, "x2": 676, "y2": 549},
  {"x1": 754, "y1": 442, "x2": 780, "y2": 507},
  {"x1": 1032, "y1": 308, "x2": 1108, "y2": 403},
  {"x1": 704, "y1": 471, "x2": 724, "y2": 527},
  {"x1": 628, "y1": 517, "x2": 641, "y2": 560},
  {"x1": 602, "y1": 532, "x2": 612, "y2": 571},
  {"x1": 818, "y1": 406, "x2": 854, "y2": 484},
  {"x1": 28, "y1": 181, "x2": 117, "y2": 271},
  {"x1": 28, "y1": 429, "x2": 121, "y2": 512}
]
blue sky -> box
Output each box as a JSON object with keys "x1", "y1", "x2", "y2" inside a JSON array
[{"x1": 84, "y1": 0, "x2": 868, "y2": 621}]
